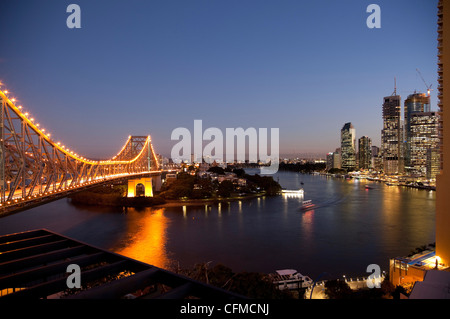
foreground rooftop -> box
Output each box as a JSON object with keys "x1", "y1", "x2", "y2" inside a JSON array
[{"x1": 0, "y1": 229, "x2": 245, "y2": 299}]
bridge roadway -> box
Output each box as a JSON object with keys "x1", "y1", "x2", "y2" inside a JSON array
[{"x1": 0, "y1": 170, "x2": 166, "y2": 217}]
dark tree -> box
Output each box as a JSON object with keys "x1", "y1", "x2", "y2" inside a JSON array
[
  {"x1": 232, "y1": 168, "x2": 246, "y2": 177},
  {"x1": 217, "y1": 180, "x2": 234, "y2": 197},
  {"x1": 208, "y1": 166, "x2": 226, "y2": 175},
  {"x1": 324, "y1": 280, "x2": 352, "y2": 299}
]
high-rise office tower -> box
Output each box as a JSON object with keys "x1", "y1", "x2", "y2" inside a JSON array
[
  {"x1": 326, "y1": 150, "x2": 341, "y2": 171},
  {"x1": 404, "y1": 92, "x2": 431, "y2": 172},
  {"x1": 358, "y1": 136, "x2": 372, "y2": 170},
  {"x1": 427, "y1": 148, "x2": 440, "y2": 180},
  {"x1": 438, "y1": 2, "x2": 444, "y2": 172},
  {"x1": 333, "y1": 151, "x2": 341, "y2": 170},
  {"x1": 409, "y1": 112, "x2": 440, "y2": 177},
  {"x1": 436, "y1": 0, "x2": 450, "y2": 267},
  {"x1": 381, "y1": 89, "x2": 402, "y2": 174},
  {"x1": 325, "y1": 153, "x2": 338, "y2": 171},
  {"x1": 371, "y1": 146, "x2": 382, "y2": 171},
  {"x1": 341, "y1": 122, "x2": 356, "y2": 171},
  {"x1": 333, "y1": 148, "x2": 341, "y2": 169},
  {"x1": 326, "y1": 153, "x2": 333, "y2": 171}
]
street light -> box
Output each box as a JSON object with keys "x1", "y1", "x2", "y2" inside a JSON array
[{"x1": 309, "y1": 272, "x2": 330, "y2": 299}]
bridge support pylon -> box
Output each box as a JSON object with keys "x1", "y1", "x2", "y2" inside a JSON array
[
  {"x1": 153, "y1": 175, "x2": 162, "y2": 192},
  {"x1": 127, "y1": 177, "x2": 153, "y2": 197}
]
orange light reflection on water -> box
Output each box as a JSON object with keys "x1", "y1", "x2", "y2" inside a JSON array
[
  {"x1": 300, "y1": 210, "x2": 314, "y2": 242},
  {"x1": 114, "y1": 208, "x2": 171, "y2": 269}
]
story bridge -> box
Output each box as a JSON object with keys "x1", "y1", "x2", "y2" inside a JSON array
[{"x1": 0, "y1": 88, "x2": 164, "y2": 216}]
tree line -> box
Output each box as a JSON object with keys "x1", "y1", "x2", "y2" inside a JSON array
[
  {"x1": 159, "y1": 168, "x2": 282, "y2": 200},
  {"x1": 278, "y1": 162, "x2": 326, "y2": 173}
]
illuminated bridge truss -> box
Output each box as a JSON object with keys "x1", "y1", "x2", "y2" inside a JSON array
[{"x1": 0, "y1": 89, "x2": 160, "y2": 212}]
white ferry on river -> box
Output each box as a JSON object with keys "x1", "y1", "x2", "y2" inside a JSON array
[{"x1": 281, "y1": 188, "x2": 304, "y2": 195}]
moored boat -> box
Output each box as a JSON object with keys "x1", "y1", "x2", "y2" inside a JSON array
[{"x1": 270, "y1": 269, "x2": 313, "y2": 290}]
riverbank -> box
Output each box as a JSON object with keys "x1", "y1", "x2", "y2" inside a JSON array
[
  {"x1": 315, "y1": 172, "x2": 436, "y2": 191},
  {"x1": 153, "y1": 192, "x2": 268, "y2": 208},
  {"x1": 69, "y1": 187, "x2": 270, "y2": 208}
]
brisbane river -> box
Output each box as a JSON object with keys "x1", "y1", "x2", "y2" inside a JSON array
[{"x1": 0, "y1": 170, "x2": 436, "y2": 280}]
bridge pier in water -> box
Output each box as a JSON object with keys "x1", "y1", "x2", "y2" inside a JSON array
[{"x1": 127, "y1": 175, "x2": 161, "y2": 197}]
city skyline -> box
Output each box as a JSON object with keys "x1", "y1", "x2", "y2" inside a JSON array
[{"x1": 0, "y1": 0, "x2": 439, "y2": 159}]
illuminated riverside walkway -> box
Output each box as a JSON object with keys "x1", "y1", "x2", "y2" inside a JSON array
[
  {"x1": 307, "y1": 275, "x2": 387, "y2": 299},
  {"x1": 0, "y1": 88, "x2": 162, "y2": 215}
]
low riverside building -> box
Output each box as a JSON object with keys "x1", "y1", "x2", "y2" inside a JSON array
[{"x1": 389, "y1": 249, "x2": 449, "y2": 293}]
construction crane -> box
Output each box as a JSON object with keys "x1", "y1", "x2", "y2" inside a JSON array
[{"x1": 416, "y1": 68, "x2": 433, "y2": 97}]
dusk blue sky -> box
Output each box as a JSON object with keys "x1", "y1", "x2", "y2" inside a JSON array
[{"x1": 0, "y1": 0, "x2": 439, "y2": 159}]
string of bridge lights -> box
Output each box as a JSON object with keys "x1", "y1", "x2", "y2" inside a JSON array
[
  {"x1": 0, "y1": 83, "x2": 87, "y2": 160},
  {"x1": 0, "y1": 82, "x2": 150, "y2": 165}
]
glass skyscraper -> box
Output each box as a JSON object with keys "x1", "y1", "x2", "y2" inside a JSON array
[
  {"x1": 404, "y1": 92, "x2": 431, "y2": 172},
  {"x1": 358, "y1": 136, "x2": 372, "y2": 170},
  {"x1": 409, "y1": 112, "x2": 440, "y2": 177},
  {"x1": 381, "y1": 93, "x2": 402, "y2": 174},
  {"x1": 341, "y1": 122, "x2": 356, "y2": 171}
]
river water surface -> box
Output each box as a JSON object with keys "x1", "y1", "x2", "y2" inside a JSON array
[{"x1": 0, "y1": 170, "x2": 436, "y2": 279}]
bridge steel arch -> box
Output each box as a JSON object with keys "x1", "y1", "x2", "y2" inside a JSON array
[{"x1": 0, "y1": 88, "x2": 160, "y2": 213}]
